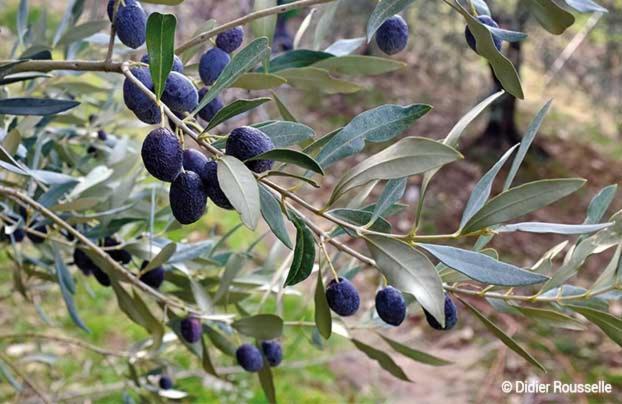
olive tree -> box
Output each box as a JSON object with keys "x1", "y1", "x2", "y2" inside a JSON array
[{"x1": 0, "y1": 0, "x2": 618, "y2": 402}]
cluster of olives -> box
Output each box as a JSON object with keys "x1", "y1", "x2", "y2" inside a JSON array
[
  {"x1": 375, "y1": 13, "x2": 503, "y2": 56},
  {"x1": 325, "y1": 278, "x2": 458, "y2": 330},
  {"x1": 0, "y1": 207, "x2": 48, "y2": 245},
  {"x1": 107, "y1": 0, "x2": 147, "y2": 49},
  {"x1": 140, "y1": 125, "x2": 274, "y2": 225},
  {"x1": 73, "y1": 236, "x2": 164, "y2": 288},
  {"x1": 178, "y1": 315, "x2": 282, "y2": 373}
]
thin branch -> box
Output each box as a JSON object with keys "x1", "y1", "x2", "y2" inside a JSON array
[
  {"x1": 0, "y1": 352, "x2": 50, "y2": 404},
  {"x1": 0, "y1": 185, "x2": 220, "y2": 320},
  {"x1": 0, "y1": 60, "x2": 122, "y2": 74},
  {"x1": 444, "y1": 283, "x2": 619, "y2": 303},
  {"x1": 104, "y1": 0, "x2": 121, "y2": 66},
  {"x1": 0, "y1": 333, "x2": 129, "y2": 358},
  {"x1": 120, "y1": 63, "x2": 380, "y2": 269},
  {"x1": 175, "y1": 0, "x2": 336, "y2": 54}
]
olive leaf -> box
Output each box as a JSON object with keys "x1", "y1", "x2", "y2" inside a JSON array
[
  {"x1": 526, "y1": 0, "x2": 575, "y2": 35},
  {"x1": 352, "y1": 339, "x2": 411, "y2": 382},
  {"x1": 418, "y1": 243, "x2": 549, "y2": 286},
  {"x1": 194, "y1": 37, "x2": 270, "y2": 115},
  {"x1": 329, "y1": 137, "x2": 461, "y2": 205},
  {"x1": 205, "y1": 97, "x2": 272, "y2": 131},
  {"x1": 268, "y1": 50, "x2": 333, "y2": 72},
  {"x1": 284, "y1": 214, "x2": 316, "y2": 286},
  {"x1": 0, "y1": 98, "x2": 79, "y2": 115},
  {"x1": 217, "y1": 155, "x2": 261, "y2": 230},
  {"x1": 459, "y1": 297, "x2": 546, "y2": 372},
  {"x1": 255, "y1": 121, "x2": 314, "y2": 147},
  {"x1": 277, "y1": 67, "x2": 361, "y2": 94},
  {"x1": 53, "y1": 244, "x2": 89, "y2": 333},
  {"x1": 462, "y1": 178, "x2": 586, "y2": 233},
  {"x1": 503, "y1": 100, "x2": 552, "y2": 190},
  {"x1": 259, "y1": 185, "x2": 293, "y2": 249},
  {"x1": 367, "y1": 0, "x2": 417, "y2": 41},
  {"x1": 314, "y1": 268, "x2": 332, "y2": 339},
  {"x1": 366, "y1": 235, "x2": 446, "y2": 327},
  {"x1": 316, "y1": 104, "x2": 431, "y2": 168},
  {"x1": 378, "y1": 334, "x2": 452, "y2": 366},
  {"x1": 459, "y1": 144, "x2": 519, "y2": 228},
  {"x1": 454, "y1": 1, "x2": 524, "y2": 98},
  {"x1": 313, "y1": 55, "x2": 406, "y2": 76},
  {"x1": 146, "y1": 13, "x2": 177, "y2": 100},
  {"x1": 232, "y1": 314, "x2": 284, "y2": 340}
]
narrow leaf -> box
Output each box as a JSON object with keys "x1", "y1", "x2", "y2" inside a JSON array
[
  {"x1": 277, "y1": 67, "x2": 361, "y2": 94},
  {"x1": 258, "y1": 363, "x2": 277, "y2": 404},
  {"x1": 456, "y1": 2, "x2": 524, "y2": 98},
  {"x1": 206, "y1": 97, "x2": 272, "y2": 131},
  {"x1": 496, "y1": 222, "x2": 612, "y2": 235},
  {"x1": 247, "y1": 148, "x2": 324, "y2": 175},
  {"x1": 0, "y1": 98, "x2": 79, "y2": 115},
  {"x1": 515, "y1": 306, "x2": 585, "y2": 331},
  {"x1": 370, "y1": 178, "x2": 407, "y2": 225},
  {"x1": 259, "y1": 185, "x2": 293, "y2": 249},
  {"x1": 366, "y1": 235, "x2": 446, "y2": 327},
  {"x1": 379, "y1": 334, "x2": 452, "y2": 366},
  {"x1": 271, "y1": 91, "x2": 297, "y2": 122},
  {"x1": 460, "y1": 144, "x2": 519, "y2": 228},
  {"x1": 255, "y1": 121, "x2": 314, "y2": 147},
  {"x1": 418, "y1": 243, "x2": 549, "y2": 286},
  {"x1": 143, "y1": 242, "x2": 177, "y2": 272},
  {"x1": 313, "y1": 55, "x2": 406, "y2": 76},
  {"x1": 462, "y1": 178, "x2": 586, "y2": 233},
  {"x1": 284, "y1": 214, "x2": 316, "y2": 286},
  {"x1": 53, "y1": 245, "x2": 89, "y2": 333},
  {"x1": 217, "y1": 155, "x2": 260, "y2": 229},
  {"x1": 314, "y1": 268, "x2": 332, "y2": 339},
  {"x1": 527, "y1": 0, "x2": 575, "y2": 34},
  {"x1": 316, "y1": 104, "x2": 431, "y2": 168},
  {"x1": 232, "y1": 314, "x2": 283, "y2": 340},
  {"x1": 352, "y1": 338, "x2": 411, "y2": 382},
  {"x1": 566, "y1": 305, "x2": 622, "y2": 347},
  {"x1": 367, "y1": 0, "x2": 416, "y2": 41},
  {"x1": 459, "y1": 298, "x2": 546, "y2": 372},
  {"x1": 503, "y1": 100, "x2": 552, "y2": 190},
  {"x1": 330, "y1": 137, "x2": 461, "y2": 204},
  {"x1": 193, "y1": 37, "x2": 270, "y2": 115},
  {"x1": 146, "y1": 13, "x2": 177, "y2": 100}
]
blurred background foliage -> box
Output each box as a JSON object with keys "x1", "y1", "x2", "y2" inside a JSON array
[{"x1": 0, "y1": 0, "x2": 621, "y2": 402}]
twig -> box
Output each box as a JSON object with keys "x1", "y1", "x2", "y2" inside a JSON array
[
  {"x1": 0, "y1": 60, "x2": 122, "y2": 74},
  {"x1": 104, "y1": 0, "x2": 120, "y2": 66},
  {"x1": 0, "y1": 352, "x2": 50, "y2": 404},
  {"x1": 175, "y1": 0, "x2": 336, "y2": 54},
  {"x1": 0, "y1": 333, "x2": 129, "y2": 358},
  {"x1": 0, "y1": 185, "x2": 220, "y2": 320},
  {"x1": 444, "y1": 283, "x2": 618, "y2": 303}
]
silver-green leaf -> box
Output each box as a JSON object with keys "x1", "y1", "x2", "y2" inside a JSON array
[
  {"x1": 366, "y1": 235, "x2": 446, "y2": 327},
  {"x1": 217, "y1": 156, "x2": 260, "y2": 230}
]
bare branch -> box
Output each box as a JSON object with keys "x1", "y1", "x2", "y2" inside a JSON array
[{"x1": 175, "y1": 0, "x2": 336, "y2": 54}]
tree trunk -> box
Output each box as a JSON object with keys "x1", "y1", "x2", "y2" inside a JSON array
[{"x1": 471, "y1": 2, "x2": 533, "y2": 152}]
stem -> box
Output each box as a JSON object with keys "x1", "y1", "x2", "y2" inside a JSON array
[
  {"x1": 0, "y1": 60, "x2": 122, "y2": 74},
  {"x1": 319, "y1": 236, "x2": 339, "y2": 281},
  {"x1": 105, "y1": 0, "x2": 120, "y2": 66},
  {"x1": 0, "y1": 185, "x2": 218, "y2": 320},
  {"x1": 175, "y1": 0, "x2": 337, "y2": 54},
  {"x1": 120, "y1": 63, "x2": 381, "y2": 269},
  {"x1": 444, "y1": 284, "x2": 619, "y2": 303},
  {"x1": 0, "y1": 352, "x2": 50, "y2": 404},
  {"x1": 0, "y1": 333, "x2": 129, "y2": 358}
]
